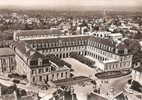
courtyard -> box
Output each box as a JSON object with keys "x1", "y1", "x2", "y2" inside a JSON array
[{"x1": 63, "y1": 58, "x2": 96, "y2": 79}]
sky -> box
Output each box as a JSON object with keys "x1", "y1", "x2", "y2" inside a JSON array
[{"x1": 0, "y1": 0, "x2": 141, "y2": 8}]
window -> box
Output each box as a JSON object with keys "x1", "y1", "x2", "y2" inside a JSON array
[
  {"x1": 39, "y1": 69, "x2": 43, "y2": 73},
  {"x1": 57, "y1": 73, "x2": 59, "y2": 78},
  {"x1": 61, "y1": 73, "x2": 63, "y2": 77},
  {"x1": 31, "y1": 70, "x2": 34, "y2": 74},
  {"x1": 46, "y1": 75, "x2": 48, "y2": 81},
  {"x1": 65, "y1": 72, "x2": 68, "y2": 78},
  {"x1": 52, "y1": 74, "x2": 54, "y2": 79},
  {"x1": 38, "y1": 58, "x2": 42, "y2": 66},
  {"x1": 51, "y1": 66, "x2": 56, "y2": 71},
  {"x1": 43, "y1": 59, "x2": 49, "y2": 64},
  {"x1": 30, "y1": 60, "x2": 38, "y2": 65},
  {"x1": 118, "y1": 50, "x2": 124, "y2": 54},
  {"x1": 46, "y1": 68, "x2": 48, "y2": 72},
  {"x1": 39, "y1": 76, "x2": 42, "y2": 81},
  {"x1": 33, "y1": 77, "x2": 35, "y2": 82}
]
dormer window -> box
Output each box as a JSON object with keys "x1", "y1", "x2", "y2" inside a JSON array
[
  {"x1": 118, "y1": 50, "x2": 124, "y2": 54},
  {"x1": 43, "y1": 59, "x2": 49, "y2": 65},
  {"x1": 30, "y1": 60, "x2": 38, "y2": 66},
  {"x1": 38, "y1": 58, "x2": 42, "y2": 66}
]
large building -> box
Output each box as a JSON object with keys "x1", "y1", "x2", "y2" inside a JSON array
[
  {"x1": 11, "y1": 30, "x2": 133, "y2": 85},
  {"x1": 13, "y1": 32, "x2": 132, "y2": 72},
  {"x1": 0, "y1": 48, "x2": 16, "y2": 75},
  {"x1": 11, "y1": 41, "x2": 71, "y2": 85},
  {"x1": 21, "y1": 35, "x2": 132, "y2": 72}
]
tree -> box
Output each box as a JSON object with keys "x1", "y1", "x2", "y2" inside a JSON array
[
  {"x1": 124, "y1": 39, "x2": 141, "y2": 54},
  {"x1": 124, "y1": 39, "x2": 142, "y2": 65}
]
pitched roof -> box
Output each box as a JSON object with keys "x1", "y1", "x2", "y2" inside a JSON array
[
  {"x1": 116, "y1": 42, "x2": 128, "y2": 50},
  {"x1": 14, "y1": 41, "x2": 70, "y2": 68},
  {"x1": 87, "y1": 93, "x2": 108, "y2": 100},
  {"x1": 89, "y1": 36, "x2": 117, "y2": 48},
  {"x1": 133, "y1": 67, "x2": 142, "y2": 72},
  {"x1": 25, "y1": 35, "x2": 90, "y2": 44},
  {"x1": 15, "y1": 29, "x2": 65, "y2": 36},
  {"x1": 0, "y1": 48, "x2": 14, "y2": 56},
  {"x1": 46, "y1": 54, "x2": 71, "y2": 68},
  {"x1": 14, "y1": 41, "x2": 43, "y2": 59},
  {"x1": 114, "y1": 92, "x2": 127, "y2": 100}
]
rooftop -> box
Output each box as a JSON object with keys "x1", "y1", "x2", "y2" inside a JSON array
[
  {"x1": 133, "y1": 67, "x2": 142, "y2": 72},
  {"x1": 25, "y1": 35, "x2": 90, "y2": 44},
  {"x1": 87, "y1": 93, "x2": 107, "y2": 100},
  {"x1": 13, "y1": 41, "x2": 40, "y2": 59},
  {"x1": 15, "y1": 29, "x2": 65, "y2": 36},
  {"x1": 0, "y1": 48, "x2": 14, "y2": 56},
  {"x1": 46, "y1": 54, "x2": 71, "y2": 68},
  {"x1": 108, "y1": 33, "x2": 122, "y2": 37}
]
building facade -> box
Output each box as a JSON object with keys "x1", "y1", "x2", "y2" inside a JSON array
[
  {"x1": 0, "y1": 48, "x2": 16, "y2": 74},
  {"x1": 11, "y1": 31, "x2": 133, "y2": 84},
  {"x1": 132, "y1": 67, "x2": 142, "y2": 85},
  {"x1": 11, "y1": 41, "x2": 71, "y2": 84},
  {"x1": 21, "y1": 35, "x2": 132, "y2": 72}
]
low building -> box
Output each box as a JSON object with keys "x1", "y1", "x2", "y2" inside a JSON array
[
  {"x1": 0, "y1": 48, "x2": 16, "y2": 74},
  {"x1": 132, "y1": 66, "x2": 142, "y2": 85},
  {"x1": 92, "y1": 31, "x2": 111, "y2": 38},
  {"x1": 13, "y1": 29, "x2": 65, "y2": 41},
  {"x1": 108, "y1": 33, "x2": 123, "y2": 41},
  {"x1": 0, "y1": 84, "x2": 40, "y2": 100},
  {"x1": 49, "y1": 87, "x2": 77, "y2": 100}
]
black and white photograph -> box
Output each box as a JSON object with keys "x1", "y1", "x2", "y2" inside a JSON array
[{"x1": 0, "y1": 0, "x2": 142, "y2": 100}]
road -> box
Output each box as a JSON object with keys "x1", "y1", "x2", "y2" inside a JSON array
[{"x1": 63, "y1": 58, "x2": 96, "y2": 78}]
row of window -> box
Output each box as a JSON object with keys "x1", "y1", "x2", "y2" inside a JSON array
[
  {"x1": 105, "y1": 61, "x2": 131, "y2": 70},
  {"x1": 0, "y1": 57, "x2": 15, "y2": 65},
  {"x1": 87, "y1": 46, "x2": 117, "y2": 60},
  {"x1": 30, "y1": 59, "x2": 49, "y2": 66},
  {"x1": 41, "y1": 46, "x2": 85, "y2": 53},
  {"x1": 94, "y1": 33, "x2": 108, "y2": 37},
  {"x1": 31, "y1": 40, "x2": 86, "y2": 48},
  {"x1": 31, "y1": 66, "x2": 56, "y2": 74},
  {"x1": 88, "y1": 40, "x2": 115, "y2": 53},
  {"x1": 32, "y1": 72, "x2": 68, "y2": 82},
  {"x1": 87, "y1": 51, "x2": 107, "y2": 61}
]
